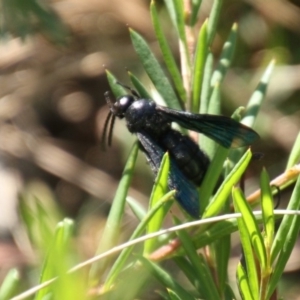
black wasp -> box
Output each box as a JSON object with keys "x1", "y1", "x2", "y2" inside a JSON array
[{"x1": 102, "y1": 85, "x2": 259, "y2": 218}]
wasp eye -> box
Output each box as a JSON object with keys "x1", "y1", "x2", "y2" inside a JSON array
[{"x1": 119, "y1": 95, "x2": 134, "y2": 107}]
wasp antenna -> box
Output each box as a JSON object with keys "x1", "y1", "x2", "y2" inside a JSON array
[
  {"x1": 115, "y1": 81, "x2": 130, "y2": 90},
  {"x1": 108, "y1": 114, "x2": 116, "y2": 147},
  {"x1": 104, "y1": 91, "x2": 115, "y2": 109},
  {"x1": 131, "y1": 89, "x2": 140, "y2": 98},
  {"x1": 101, "y1": 111, "x2": 113, "y2": 151},
  {"x1": 115, "y1": 81, "x2": 140, "y2": 98}
]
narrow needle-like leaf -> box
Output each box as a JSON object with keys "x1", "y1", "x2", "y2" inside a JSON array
[
  {"x1": 130, "y1": 29, "x2": 181, "y2": 110},
  {"x1": 151, "y1": 1, "x2": 186, "y2": 102}
]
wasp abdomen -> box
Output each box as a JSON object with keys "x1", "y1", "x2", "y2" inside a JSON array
[{"x1": 160, "y1": 130, "x2": 210, "y2": 186}]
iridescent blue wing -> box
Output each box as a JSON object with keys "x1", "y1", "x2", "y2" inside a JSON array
[
  {"x1": 156, "y1": 106, "x2": 259, "y2": 148},
  {"x1": 137, "y1": 132, "x2": 200, "y2": 218}
]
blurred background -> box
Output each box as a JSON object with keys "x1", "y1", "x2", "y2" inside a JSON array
[{"x1": 0, "y1": 0, "x2": 300, "y2": 298}]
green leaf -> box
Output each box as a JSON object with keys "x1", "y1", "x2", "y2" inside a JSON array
[
  {"x1": 36, "y1": 219, "x2": 75, "y2": 300},
  {"x1": 156, "y1": 290, "x2": 169, "y2": 300},
  {"x1": 126, "y1": 197, "x2": 147, "y2": 221},
  {"x1": 18, "y1": 192, "x2": 60, "y2": 253},
  {"x1": 271, "y1": 175, "x2": 300, "y2": 262},
  {"x1": 234, "y1": 187, "x2": 267, "y2": 270},
  {"x1": 163, "y1": 1, "x2": 177, "y2": 32},
  {"x1": 214, "y1": 232, "x2": 231, "y2": 297},
  {"x1": 202, "y1": 149, "x2": 252, "y2": 218},
  {"x1": 242, "y1": 60, "x2": 275, "y2": 128},
  {"x1": 167, "y1": 289, "x2": 182, "y2": 300},
  {"x1": 210, "y1": 23, "x2": 237, "y2": 88},
  {"x1": 208, "y1": 82, "x2": 221, "y2": 115},
  {"x1": 104, "y1": 190, "x2": 175, "y2": 289},
  {"x1": 260, "y1": 168, "x2": 275, "y2": 254},
  {"x1": 172, "y1": 0, "x2": 190, "y2": 68},
  {"x1": 151, "y1": 1, "x2": 186, "y2": 102},
  {"x1": 207, "y1": 0, "x2": 223, "y2": 45},
  {"x1": 103, "y1": 266, "x2": 150, "y2": 300},
  {"x1": 197, "y1": 144, "x2": 229, "y2": 214},
  {"x1": 106, "y1": 70, "x2": 127, "y2": 97},
  {"x1": 236, "y1": 263, "x2": 255, "y2": 300},
  {"x1": 229, "y1": 61, "x2": 274, "y2": 166},
  {"x1": 200, "y1": 83, "x2": 221, "y2": 158},
  {"x1": 173, "y1": 256, "x2": 203, "y2": 293},
  {"x1": 192, "y1": 20, "x2": 208, "y2": 113},
  {"x1": 128, "y1": 71, "x2": 152, "y2": 99},
  {"x1": 144, "y1": 153, "x2": 172, "y2": 254},
  {"x1": 286, "y1": 131, "x2": 300, "y2": 169},
  {"x1": 224, "y1": 284, "x2": 238, "y2": 300},
  {"x1": 268, "y1": 175, "x2": 300, "y2": 298},
  {"x1": 0, "y1": 269, "x2": 20, "y2": 300},
  {"x1": 139, "y1": 256, "x2": 195, "y2": 300},
  {"x1": 200, "y1": 51, "x2": 214, "y2": 114},
  {"x1": 190, "y1": 0, "x2": 203, "y2": 26},
  {"x1": 232, "y1": 188, "x2": 259, "y2": 299},
  {"x1": 192, "y1": 214, "x2": 263, "y2": 251},
  {"x1": 89, "y1": 142, "x2": 139, "y2": 280},
  {"x1": 129, "y1": 29, "x2": 181, "y2": 110},
  {"x1": 174, "y1": 217, "x2": 221, "y2": 300},
  {"x1": 194, "y1": 219, "x2": 238, "y2": 249}
]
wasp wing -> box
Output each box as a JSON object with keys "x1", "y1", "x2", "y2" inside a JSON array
[
  {"x1": 156, "y1": 106, "x2": 259, "y2": 148},
  {"x1": 137, "y1": 132, "x2": 200, "y2": 218}
]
